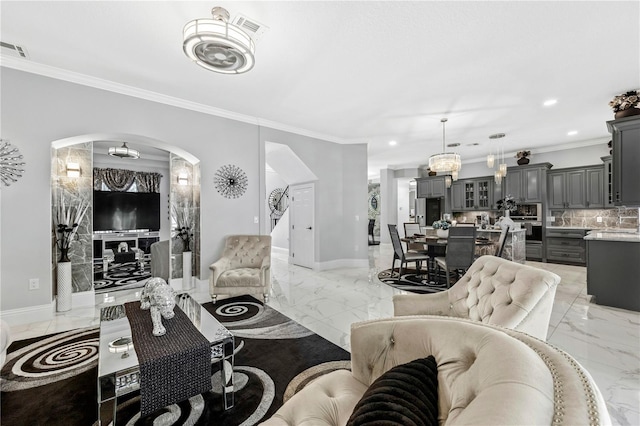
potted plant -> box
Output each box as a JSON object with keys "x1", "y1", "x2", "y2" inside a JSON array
[
  {"x1": 515, "y1": 150, "x2": 531, "y2": 166},
  {"x1": 432, "y1": 219, "x2": 451, "y2": 238},
  {"x1": 609, "y1": 90, "x2": 640, "y2": 119}
]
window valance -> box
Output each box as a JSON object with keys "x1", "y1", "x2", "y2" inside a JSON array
[{"x1": 93, "y1": 168, "x2": 163, "y2": 193}]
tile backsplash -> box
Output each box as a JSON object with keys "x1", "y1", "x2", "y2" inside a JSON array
[{"x1": 548, "y1": 207, "x2": 639, "y2": 229}]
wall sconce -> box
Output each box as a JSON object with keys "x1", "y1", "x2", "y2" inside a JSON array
[
  {"x1": 177, "y1": 171, "x2": 189, "y2": 186},
  {"x1": 66, "y1": 162, "x2": 81, "y2": 178}
]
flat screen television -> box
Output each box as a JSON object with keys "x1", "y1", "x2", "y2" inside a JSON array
[{"x1": 93, "y1": 191, "x2": 160, "y2": 232}]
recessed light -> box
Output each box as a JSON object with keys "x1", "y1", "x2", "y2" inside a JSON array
[
  {"x1": 567, "y1": 130, "x2": 578, "y2": 136},
  {"x1": 543, "y1": 99, "x2": 558, "y2": 107},
  {"x1": 447, "y1": 143, "x2": 460, "y2": 147},
  {"x1": 389, "y1": 140, "x2": 397, "y2": 146},
  {"x1": 467, "y1": 143, "x2": 480, "y2": 146}
]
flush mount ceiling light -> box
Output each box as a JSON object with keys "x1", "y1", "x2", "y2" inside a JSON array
[
  {"x1": 428, "y1": 118, "x2": 462, "y2": 176},
  {"x1": 183, "y1": 6, "x2": 255, "y2": 74},
  {"x1": 108, "y1": 142, "x2": 140, "y2": 159}
]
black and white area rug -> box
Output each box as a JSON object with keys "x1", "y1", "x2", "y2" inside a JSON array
[
  {"x1": 93, "y1": 261, "x2": 151, "y2": 294},
  {"x1": 377, "y1": 268, "x2": 450, "y2": 294},
  {"x1": 0, "y1": 295, "x2": 351, "y2": 425}
]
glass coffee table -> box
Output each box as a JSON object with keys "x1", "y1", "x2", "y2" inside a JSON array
[{"x1": 97, "y1": 293, "x2": 234, "y2": 425}]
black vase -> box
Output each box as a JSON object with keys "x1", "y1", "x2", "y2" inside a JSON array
[
  {"x1": 59, "y1": 248, "x2": 70, "y2": 263},
  {"x1": 517, "y1": 157, "x2": 530, "y2": 166}
]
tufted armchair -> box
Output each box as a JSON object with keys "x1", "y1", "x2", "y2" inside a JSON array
[
  {"x1": 394, "y1": 255, "x2": 560, "y2": 340},
  {"x1": 209, "y1": 235, "x2": 272, "y2": 303},
  {"x1": 261, "y1": 316, "x2": 611, "y2": 426}
]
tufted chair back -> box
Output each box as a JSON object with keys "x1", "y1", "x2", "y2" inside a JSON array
[
  {"x1": 209, "y1": 235, "x2": 272, "y2": 303},
  {"x1": 394, "y1": 255, "x2": 560, "y2": 340},
  {"x1": 222, "y1": 235, "x2": 272, "y2": 270},
  {"x1": 262, "y1": 316, "x2": 610, "y2": 426}
]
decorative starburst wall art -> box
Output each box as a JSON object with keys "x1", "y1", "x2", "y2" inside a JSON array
[
  {"x1": 0, "y1": 139, "x2": 26, "y2": 186},
  {"x1": 213, "y1": 164, "x2": 248, "y2": 199}
]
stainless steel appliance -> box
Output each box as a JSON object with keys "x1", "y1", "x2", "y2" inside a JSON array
[
  {"x1": 510, "y1": 203, "x2": 542, "y2": 221},
  {"x1": 509, "y1": 203, "x2": 543, "y2": 259},
  {"x1": 415, "y1": 198, "x2": 442, "y2": 227}
]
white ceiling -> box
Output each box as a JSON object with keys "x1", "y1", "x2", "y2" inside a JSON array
[{"x1": 2, "y1": 1, "x2": 639, "y2": 178}]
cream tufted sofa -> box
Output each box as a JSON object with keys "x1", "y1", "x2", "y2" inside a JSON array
[
  {"x1": 262, "y1": 316, "x2": 611, "y2": 426},
  {"x1": 209, "y1": 235, "x2": 271, "y2": 303},
  {"x1": 394, "y1": 255, "x2": 560, "y2": 340}
]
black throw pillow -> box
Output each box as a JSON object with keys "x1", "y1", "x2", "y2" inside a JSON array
[{"x1": 346, "y1": 355, "x2": 438, "y2": 426}]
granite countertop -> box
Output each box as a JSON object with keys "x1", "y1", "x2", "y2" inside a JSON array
[
  {"x1": 584, "y1": 230, "x2": 640, "y2": 242},
  {"x1": 546, "y1": 226, "x2": 593, "y2": 230},
  {"x1": 476, "y1": 227, "x2": 524, "y2": 233}
]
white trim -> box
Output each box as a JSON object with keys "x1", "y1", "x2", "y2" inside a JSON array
[
  {"x1": 271, "y1": 246, "x2": 289, "y2": 256},
  {"x1": 316, "y1": 258, "x2": 369, "y2": 271},
  {"x1": 1, "y1": 55, "x2": 350, "y2": 145},
  {"x1": 72, "y1": 290, "x2": 95, "y2": 308},
  {"x1": 0, "y1": 302, "x2": 55, "y2": 326}
]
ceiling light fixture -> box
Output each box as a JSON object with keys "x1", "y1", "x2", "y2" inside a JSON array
[
  {"x1": 488, "y1": 133, "x2": 507, "y2": 184},
  {"x1": 108, "y1": 142, "x2": 140, "y2": 159},
  {"x1": 543, "y1": 99, "x2": 558, "y2": 107},
  {"x1": 389, "y1": 140, "x2": 397, "y2": 146},
  {"x1": 183, "y1": 6, "x2": 255, "y2": 74},
  {"x1": 428, "y1": 118, "x2": 461, "y2": 177},
  {"x1": 567, "y1": 130, "x2": 578, "y2": 136}
]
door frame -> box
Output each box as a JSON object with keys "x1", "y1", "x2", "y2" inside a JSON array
[{"x1": 289, "y1": 182, "x2": 316, "y2": 269}]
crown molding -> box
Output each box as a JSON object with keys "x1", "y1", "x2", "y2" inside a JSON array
[{"x1": 0, "y1": 55, "x2": 352, "y2": 145}]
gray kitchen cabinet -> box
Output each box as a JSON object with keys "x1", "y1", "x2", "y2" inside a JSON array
[
  {"x1": 547, "y1": 166, "x2": 603, "y2": 209},
  {"x1": 505, "y1": 163, "x2": 551, "y2": 203},
  {"x1": 546, "y1": 228, "x2": 589, "y2": 265},
  {"x1": 416, "y1": 176, "x2": 446, "y2": 199},
  {"x1": 601, "y1": 156, "x2": 614, "y2": 208},
  {"x1": 607, "y1": 116, "x2": 640, "y2": 206},
  {"x1": 451, "y1": 177, "x2": 493, "y2": 211}
]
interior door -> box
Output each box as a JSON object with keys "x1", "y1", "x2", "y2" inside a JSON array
[{"x1": 290, "y1": 183, "x2": 315, "y2": 269}]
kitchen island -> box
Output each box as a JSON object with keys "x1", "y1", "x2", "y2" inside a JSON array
[
  {"x1": 585, "y1": 230, "x2": 640, "y2": 312},
  {"x1": 475, "y1": 228, "x2": 526, "y2": 264}
]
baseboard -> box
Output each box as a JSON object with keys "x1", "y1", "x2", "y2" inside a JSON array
[
  {"x1": 0, "y1": 302, "x2": 55, "y2": 326},
  {"x1": 316, "y1": 258, "x2": 369, "y2": 270},
  {"x1": 271, "y1": 246, "x2": 289, "y2": 256}
]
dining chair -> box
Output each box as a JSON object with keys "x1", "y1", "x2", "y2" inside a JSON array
[
  {"x1": 434, "y1": 226, "x2": 477, "y2": 288},
  {"x1": 388, "y1": 224, "x2": 431, "y2": 278},
  {"x1": 368, "y1": 219, "x2": 379, "y2": 245},
  {"x1": 496, "y1": 225, "x2": 510, "y2": 258},
  {"x1": 403, "y1": 222, "x2": 427, "y2": 254}
]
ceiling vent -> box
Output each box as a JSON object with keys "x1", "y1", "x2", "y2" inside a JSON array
[
  {"x1": 0, "y1": 41, "x2": 29, "y2": 59},
  {"x1": 232, "y1": 14, "x2": 269, "y2": 43}
]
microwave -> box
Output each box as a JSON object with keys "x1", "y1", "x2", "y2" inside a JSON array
[{"x1": 510, "y1": 203, "x2": 542, "y2": 222}]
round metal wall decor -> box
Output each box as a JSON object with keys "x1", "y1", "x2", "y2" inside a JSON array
[
  {"x1": 0, "y1": 139, "x2": 26, "y2": 186},
  {"x1": 214, "y1": 164, "x2": 248, "y2": 199},
  {"x1": 268, "y1": 187, "x2": 288, "y2": 215}
]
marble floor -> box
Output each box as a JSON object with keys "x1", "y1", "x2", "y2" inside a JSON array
[{"x1": 8, "y1": 244, "x2": 640, "y2": 425}]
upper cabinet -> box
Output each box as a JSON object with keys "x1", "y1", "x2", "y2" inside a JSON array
[
  {"x1": 451, "y1": 177, "x2": 494, "y2": 211},
  {"x1": 505, "y1": 163, "x2": 552, "y2": 203},
  {"x1": 547, "y1": 166, "x2": 603, "y2": 209},
  {"x1": 607, "y1": 116, "x2": 640, "y2": 206},
  {"x1": 601, "y1": 156, "x2": 614, "y2": 208},
  {"x1": 416, "y1": 176, "x2": 446, "y2": 199}
]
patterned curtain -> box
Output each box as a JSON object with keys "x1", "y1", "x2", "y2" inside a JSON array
[{"x1": 93, "y1": 168, "x2": 162, "y2": 193}]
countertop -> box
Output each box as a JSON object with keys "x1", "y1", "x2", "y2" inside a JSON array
[
  {"x1": 584, "y1": 230, "x2": 640, "y2": 242},
  {"x1": 546, "y1": 226, "x2": 592, "y2": 230}
]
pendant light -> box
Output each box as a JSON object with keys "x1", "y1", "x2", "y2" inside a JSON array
[
  {"x1": 108, "y1": 142, "x2": 140, "y2": 159},
  {"x1": 428, "y1": 118, "x2": 462, "y2": 174},
  {"x1": 488, "y1": 133, "x2": 506, "y2": 183}
]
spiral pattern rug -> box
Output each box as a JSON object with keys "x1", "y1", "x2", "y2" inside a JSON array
[
  {"x1": 377, "y1": 268, "x2": 451, "y2": 294},
  {"x1": 93, "y1": 261, "x2": 151, "y2": 294},
  {"x1": 0, "y1": 295, "x2": 351, "y2": 426}
]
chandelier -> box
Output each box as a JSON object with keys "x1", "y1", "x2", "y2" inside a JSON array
[
  {"x1": 488, "y1": 133, "x2": 507, "y2": 183},
  {"x1": 108, "y1": 142, "x2": 140, "y2": 159},
  {"x1": 428, "y1": 118, "x2": 461, "y2": 176},
  {"x1": 183, "y1": 7, "x2": 255, "y2": 74}
]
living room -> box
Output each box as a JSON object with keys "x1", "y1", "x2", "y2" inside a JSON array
[{"x1": 1, "y1": 1, "x2": 639, "y2": 425}]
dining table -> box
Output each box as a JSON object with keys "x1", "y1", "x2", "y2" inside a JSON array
[{"x1": 400, "y1": 235, "x2": 496, "y2": 283}]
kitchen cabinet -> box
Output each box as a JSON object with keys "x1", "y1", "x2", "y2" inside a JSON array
[
  {"x1": 451, "y1": 177, "x2": 494, "y2": 211},
  {"x1": 416, "y1": 177, "x2": 446, "y2": 199},
  {"x1": 607, "y1": 116, "x2": 640, "y2": 206},
  {"x1": 601, "y1": 156, "x2": 614, "y2": 208},
  {"x1": 547, "y1": 165, "x2": 603, "y2": 209},
  {"x1": 546, "y1": 228, "x2": 589, "y2": 265},
  {"x1": 505, "y1": 163, "x2": 551, "y2": 203}
]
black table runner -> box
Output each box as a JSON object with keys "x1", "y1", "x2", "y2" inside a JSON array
[{"x1": 124, "y1": 301, "x2": 211, "y2": 417}]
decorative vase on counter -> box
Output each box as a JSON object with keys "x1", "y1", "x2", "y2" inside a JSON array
[
  {"x1": 437, "y1": 229, "x2": 449, "y2": 239},
  {"x1": 57, "y1": 261, "x2": 72, "y2": 312},
  {"x1": 517, "y1": 157, "x2": 530, "y2": 165},
  {"x1": 182, "y1": 251, "x2": 193, "y2": 290},
  {"x1": 498, "y1": 210, "x2": 516, "y2": 231}
]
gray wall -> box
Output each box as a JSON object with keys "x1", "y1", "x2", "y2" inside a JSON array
[{"x1": 0, "y1": 68, "x2": 367, "y2": 311}]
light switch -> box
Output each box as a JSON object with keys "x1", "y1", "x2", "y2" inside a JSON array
[
  {"x1": 254, "y1": 216, "x2": 259, "y2": 224},
  {"x1": 596, "y1": 216, "x2": 602, "y2": 223}
]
